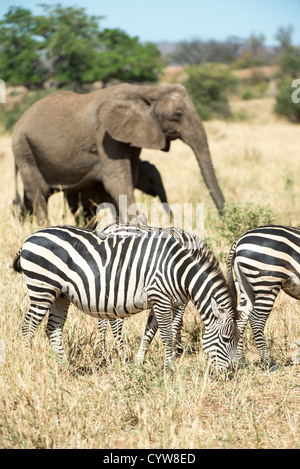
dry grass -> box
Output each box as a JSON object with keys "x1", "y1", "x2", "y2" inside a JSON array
[{"x1": 0, "y1": 98, "x2": 299, "y2": 449}]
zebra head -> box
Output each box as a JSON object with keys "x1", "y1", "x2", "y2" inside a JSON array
[{"x1": 202, "y1": 297, "x2": 239, "y2": 372}]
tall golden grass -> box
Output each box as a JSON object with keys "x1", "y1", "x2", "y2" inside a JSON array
[{"x1": 0, "y1": 98, "x2": 299, "y2": 449}]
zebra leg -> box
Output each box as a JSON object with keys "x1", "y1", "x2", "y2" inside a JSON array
[
  {"x1": 46, "y1": 294, "x2": 70, "y2": 360},
  {"x1": 136, "y1": 305, "x2": 186, "y2": 364},
  {"x1": 97, "y1": 318, "x2": 125, "y2": 361},
  {"x1": 249, "y1": 290, "x2": 280, "y2": 371},
  {"x1": 236, "y1": 294, "x2": 253, "y2": 362},
  {"x1": 136, "y1": 309, "x2": 158, "y2": 364},
  {"x1": 152, "y1": 303, "x2": 174, "y2": 368},
  {"x1": 97, "y1": 318, "x2": 109, "y2": 358},
  {"x1": 172, "y1": 305, "x2": 186, "y2": 356},
  {"x1": 109, "y1": 318, "x2": 126, "y2": 361},
  {"x1": 22, "y1": 293, "x2": 55, "y2": 347}
]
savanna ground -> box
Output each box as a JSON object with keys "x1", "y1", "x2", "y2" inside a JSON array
[{"x1": 0, "y1": 97, "x2": 299, "y2": 449}]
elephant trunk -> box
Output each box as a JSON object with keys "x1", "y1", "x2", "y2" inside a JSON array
[{"x1": 183, "y1": 117, "x2": 225, "y2": 216}]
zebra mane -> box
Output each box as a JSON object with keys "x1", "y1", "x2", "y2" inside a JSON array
[
  {"x1": 166, "y1": 227, "x2": 203, "y2": 251},
  {"x1": 95, "y1": 222, "x2": 236, "y2": 315},
  {"x1": 194, "y1": 242, "x2": 238, "y2": 316},
  {"x1": 97, "y1": 222, "x2": 202, "y2": 246}
]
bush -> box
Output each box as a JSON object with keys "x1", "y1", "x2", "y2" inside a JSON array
[
  {"x1": 218, "y1": 201, "x2": 276, "y2": 243},
  {"x1": 0, "y1": 5, "x2": 162, "y2": 90},
  {"x1": 274, "y1": 78, "x2": 300, "y2": 122},
  {"x1": 278, "y1": 46, "x2": 300, "y2": 78},
  {"x1": 183, "y1": 63, "x2": 238, "y2": 120},
  {"x1": 274, "y1": 46, "x2": 300, "y2": 122}
]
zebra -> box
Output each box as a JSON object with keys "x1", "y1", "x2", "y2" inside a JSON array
[
  {"x1": 13, "y1": 224, "x2": 239, "y2": 370},
  {"x1": 227, "y1": 224, "x2": 300, "y2": 370},
  {"x1": 96, "y1": 222, "x2": 203, "y2": 363}
]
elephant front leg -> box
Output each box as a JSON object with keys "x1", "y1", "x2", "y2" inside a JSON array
[{"x1": 100, "y1": 136, "x2": 139, "y2": 222}]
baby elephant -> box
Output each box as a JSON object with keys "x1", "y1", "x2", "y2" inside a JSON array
[{"x1": 64, "y1": 160, "x2": 171, "y2": 222}]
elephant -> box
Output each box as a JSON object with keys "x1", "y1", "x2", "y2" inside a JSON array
[
  {"x1": 65, "y1": 160, "x2": 171, "y2": 222},
  {"x1": 12, "y1": 83, "x2": 225, "y2": 224}
]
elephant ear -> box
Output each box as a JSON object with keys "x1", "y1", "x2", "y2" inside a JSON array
[{"x1": 99, "y1": 99, "x2": 166, "y2": 149}]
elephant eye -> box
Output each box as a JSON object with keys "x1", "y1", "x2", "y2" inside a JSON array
[
  {"x1": 172, "y1": 111, "x2": 182, "y2": 121},
  {"x1": 142, "y1": 97, "x2": 152, "y2": 107}
]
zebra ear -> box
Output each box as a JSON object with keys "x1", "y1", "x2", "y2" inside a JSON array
[{"x1": 211, "y1": 297, "x2": 224, "y2": 320}]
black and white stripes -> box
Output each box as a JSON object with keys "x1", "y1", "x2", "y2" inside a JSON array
[
  {"x1": 14, "y1": 224, "x2": 239, "y2": 369},
  {"x1": 227, "y1": 225, "x2": 300, "y2": 370},
  {"x1": 97, "y1": 223, "x2": 203, "y2": 361}
]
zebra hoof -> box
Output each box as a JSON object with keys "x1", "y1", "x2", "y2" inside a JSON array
[
  {"x1": 99, "y1": 355, "x2": 110, "y2": 366},
  {"x1": 260, "y1": 358, "x2": 278, "y2": 372},
  {"x1": 175, "y1": 346, "x2": 184, "y2": 357}
]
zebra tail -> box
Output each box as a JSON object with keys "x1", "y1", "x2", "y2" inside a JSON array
[
  {"x1": 226, "y1": 241, "x2": 238, "y2": 301},
  {"x1": 12, "y1": 249, "x2": 22, "y2": 273}
]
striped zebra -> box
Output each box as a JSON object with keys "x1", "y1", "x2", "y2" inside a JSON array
[
  {"x1": 97, "y1": 223, "x2": 202, "y2": 363},
  {"x1": 13, "y1": 225, "x2": 239, "y2": 370},
  {"x1": 227, "y1": 225, "x2": 300, "y2": 370}
]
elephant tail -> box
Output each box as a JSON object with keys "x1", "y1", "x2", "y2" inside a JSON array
[
  {"x1": 12, "y1": 162, "x2": 23, "y2": 216},
  {"x1": 12, "y1": 249, "x2": 22, "y2": 273}
]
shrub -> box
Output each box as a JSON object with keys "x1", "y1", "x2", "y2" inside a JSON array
[
  {"x1": 278, "y1": 46, "x2": 300, "y2": 78},
  {"x1": 274, "y1": 46, "x2": 300, "y2": 122},
  {"x1": 183, "y1": 63, "x2": 238, "y2": 120},
  {"x1": 218, "y1": 201, "x2": 276, "y2": 243},
  {"x1": 274, "y1": 78, "x2": 300, "y2": 122}
]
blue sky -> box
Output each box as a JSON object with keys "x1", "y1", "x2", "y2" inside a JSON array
[{"x1": 0, "y1": 0, "x2": 299, "y2": 45}]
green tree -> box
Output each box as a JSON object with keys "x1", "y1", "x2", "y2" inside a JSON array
[
  {"x1": 275, "y1": 77, "x2": 300, "y2": 122},
  {"x1": 183, "y1": 63, "x2": 238, "y2": 120},
  {"x1": 0, "y1": 6, "x2": 47, "y2": 87},
  {"x1": 169, "y1": 39, "x2": 236, "y2": 66},
  {"x1": 95, "y1": 28, "x2": 162, "y2": 85},
  {"x1": 275, "y1": 25, "x2": 293, "y2": 51},
  {"x1": 0, "y1": 3, "x2": 162, "y2": 91},
  {"x1": 278, "y1": 45, "x2": 300, "y2": 79},
  {"x1": 275, "y1": 45, "x2": 300, "y2": 122},
  {"x1": 36, "y1": 4, "x2": 162, "y2": 89},
  {"x1": 36, "y1": 3, "x2": 103, "y2": 90}
]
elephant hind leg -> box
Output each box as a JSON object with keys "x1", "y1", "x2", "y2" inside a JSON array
[
  {"x1": 24, "y1": 185, "x2": 50, "y2": 225},
  {"x1": 12, "y1": 163, "x2": 24, "y2": 219},
  {"x1": 13, "y1": 137, "x2": 50, "y2": 224}
]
